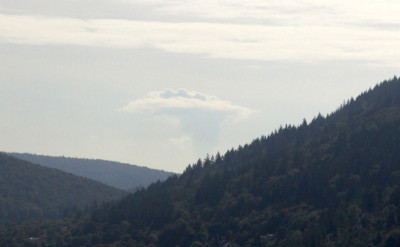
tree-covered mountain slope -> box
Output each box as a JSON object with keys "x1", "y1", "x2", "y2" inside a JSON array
[
  {"x1": 0, "y1": 154, "x2": 126, "y2": 224},
  {"x1": 4, "y1": 76, "x2": 400, "y2": 246},
  {"x1": 7, "y1": 153, "x2": 175, "y2": 191}
]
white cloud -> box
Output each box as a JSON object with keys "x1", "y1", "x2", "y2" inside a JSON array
[
  {"x1": 1, "y1": 9, "x2": 400, "y2": 64},
  {"x1": 116, "y1": 0, "x2": 400, "y2": 26},
  {"x1": 169, "y1": 135, "x2": 192, "y2": 150},
  {"x1": 120, "y1": 89, "x2": 254, "y2": 153},
  {"x1": 152, "y1": 115, "x2": 182, "y2": 127},
  {"x1": 121, "y1": 89, "x2": 254, "y2": 121},
  {"x1": 148, "y1": 0, "x2": 329, "y2": 22}
]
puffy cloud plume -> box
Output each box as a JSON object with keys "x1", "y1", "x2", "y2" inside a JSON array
[
  {"x1": 121, "y1": 89, "x2": 255, "y2": 153},
  {"x1": 121, "y1": 89, "x2": 254, "y2": 121},
  {"x1": 169, "y1": 135, "x2": 192, "y2": 150}
]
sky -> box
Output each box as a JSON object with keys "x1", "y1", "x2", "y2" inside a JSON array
[{"x1": 0, "y1": 0, "x2": 399, "y2": 172}]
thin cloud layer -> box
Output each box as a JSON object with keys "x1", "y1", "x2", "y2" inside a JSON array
[
  {"x1": 1, "y1": 0, "x2": 400, "y2": 65},
  {"x1": 118, "y1": 0, "x2": 400, "y2": 25},
  {"x1": 121, "y1": 89, "x2": 253, "y2": 121}
]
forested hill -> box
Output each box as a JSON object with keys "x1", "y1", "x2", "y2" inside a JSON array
[
  {"x1": 7, "y1": 153, "x2": 175, "y2": 191},
  {"x1": 4, "y1": 76, "x2": 400, "y2": 246},
  {"x1": 0, "y1": 154, "x2": 126, "y2": 224}
]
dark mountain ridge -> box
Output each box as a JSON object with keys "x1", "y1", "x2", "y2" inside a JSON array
[
  {"x1": 7, "y1": 153, "x2": 175, "y2": 191},
  {"x1": 0, "y1": 154, "x2": 126, "y2": 224},
  {"x1": 3, "y1": 76, "x2": 400, "y2": 247}
]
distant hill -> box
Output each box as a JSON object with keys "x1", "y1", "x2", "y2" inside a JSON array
[
  {"x1": 8, "y1": 153, "x2": 175, "y2": 191},
  {"x1": 4, "y1": 76, "x2": 400, "y2": 246},
  {"x1": 0, "y1": 153, "x2": 126, "y2": 224}
]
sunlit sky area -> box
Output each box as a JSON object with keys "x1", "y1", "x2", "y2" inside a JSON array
[{"x1": 0, "y1": 0, "x2": 399, "y2": 172}]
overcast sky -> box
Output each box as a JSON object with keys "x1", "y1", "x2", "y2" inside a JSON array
[{"x1": 0, "y1": 0, "x2": 399, "y2": 172}]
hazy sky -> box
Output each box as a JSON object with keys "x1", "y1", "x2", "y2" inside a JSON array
[{"x1": 0, "y1": 0, "x2": 399, "y2": 172}]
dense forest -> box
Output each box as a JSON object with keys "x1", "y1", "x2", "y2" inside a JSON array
[
  {"x1": 0, "y1": 154, "x2": 126, "y2": 224},
  {"x1": 7, "y1": 153, "x2": 175, "y2": 191},
  {"x1": 2, "y1": 76, "x2": 400, "y2": 246}
]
